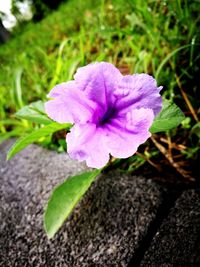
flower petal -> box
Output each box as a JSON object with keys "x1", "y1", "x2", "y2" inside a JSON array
[
  {"x1": 103, "y1": 108, "x2": 154, "y2": 158},
  {"x1": 74, "y1": 62, "x2": 122, "y2": 111},
  {"x1": 67, "y1": 123, "x2": 110, "y2": 168},
  {"x1": 115, "y1": 74, "x2": 162, "y2": 116},
  {"x1": 45, "y1": 82, "x2": 97, "y2": 124}
]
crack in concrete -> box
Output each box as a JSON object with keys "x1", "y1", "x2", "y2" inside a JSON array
[{"x1": 127, "y1": 190, "x2": 182, "y2": 267}]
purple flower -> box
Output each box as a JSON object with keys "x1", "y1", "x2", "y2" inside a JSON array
[{"x1": 45, "y1": 62, "x2": 162, "y2": 168}]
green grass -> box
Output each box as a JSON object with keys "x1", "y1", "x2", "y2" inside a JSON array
[{"x1": 0, "y1": 0, "x2": 199, "y2": 179}]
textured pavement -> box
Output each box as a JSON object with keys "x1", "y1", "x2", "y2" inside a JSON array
[
  {"x1": 1, "y1": 140, "x2": 200, "y2": 266},
  {"x1": 141, "y1": 189, "x2": 200, "y2": 267},
  {"x1": 0, "y1": 140, "x2": 163, "y2": 267}
]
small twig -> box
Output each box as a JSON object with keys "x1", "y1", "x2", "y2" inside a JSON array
[
  {"x1": 166, "y1": 134, "x2": 172, "y2": 159},
  {"x1": 160, "y1": 137, "x2": 187, "y2": 151},
  {"x1": 175, "y1": 74, "x2": 199, "y2": 122},
  {"x1": 151, "y1": 136, "x2": 194, "y2": 181},
  {"x1": 136, "y1": 152, "x2": 162, "y2": 172},
  {"x1": 173, "y1": 154, "x2": 185, "y2": 159}
]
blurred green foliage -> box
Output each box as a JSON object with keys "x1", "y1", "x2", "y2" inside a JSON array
[{"x1": 0, "y1": 0, "x2": 199, "y2": 179}]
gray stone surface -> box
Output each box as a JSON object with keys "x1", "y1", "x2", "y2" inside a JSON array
[
  {"x1": 141, "y1": 189, "x2": 200, "y2": 267},
  {"x1": 0, "y1": 139, "x2": 163, "y2": 267}
]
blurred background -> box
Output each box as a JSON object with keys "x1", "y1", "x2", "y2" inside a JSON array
[{"x1": 0, "y1": 0, "x2": 199, "y2": 182}]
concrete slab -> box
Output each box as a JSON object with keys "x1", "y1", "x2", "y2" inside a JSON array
[
  {"x1": 141, "y1": 189, "x2": 200, "y2": 267},
  {"x1": 0, "y1": 140, "x2": 163, "y2": 267}
]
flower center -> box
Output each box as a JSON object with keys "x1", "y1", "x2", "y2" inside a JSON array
[{"x1": 99, "y1": 108, "x2": 116, "y2": 126}]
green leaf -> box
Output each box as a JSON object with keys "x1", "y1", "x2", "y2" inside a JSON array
[
  {"x1": 150, "y1": 99, "x2": 185, "y2": 133},
  {"x1": 44, "y1": 170, "x2": 100, "y2": 239},
  {"x1": 155, "y1": 44, "x2": 193, "y2": 80},
  {"x1": 7, "y1": 122, "x2": 71, "y2": 160},
  {"x1": 191, "y1": 122, "x2": 200, "y2": 138},
  {"x1": 15, "y1": 100, "x2": 52, "y2": 125},
  {"x1": 0, "y1": 128, "x2": 24, "y2": 144}
]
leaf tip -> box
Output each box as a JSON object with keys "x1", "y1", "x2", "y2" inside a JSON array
[
  {"x1": 44, "y1": 213, "x2": 55, "y2": 239},
  {"x1": 44, "y1": 228, "x2": 55, "y2": 239},
  {"x1": 6, "y1": 151, "x2": 12, "y2": 161}
]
